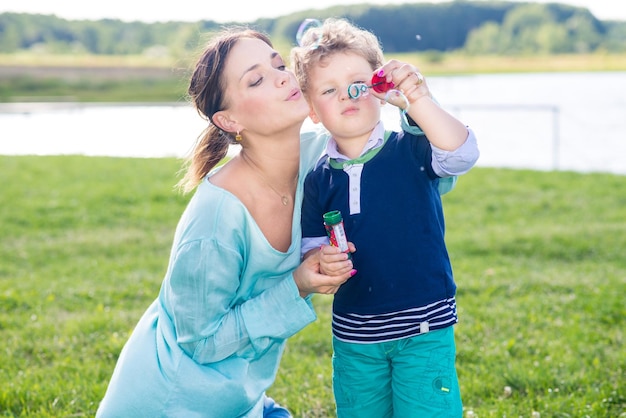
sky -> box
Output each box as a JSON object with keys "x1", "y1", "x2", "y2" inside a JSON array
[{"x1": 1, "y1": 0, "x2": 624, "y2": 23}]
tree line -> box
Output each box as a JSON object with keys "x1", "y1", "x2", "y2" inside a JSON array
[{"x1": 0, "y1": 1, "x2": 624, "y2": 57}]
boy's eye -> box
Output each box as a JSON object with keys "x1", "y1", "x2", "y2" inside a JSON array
[
  {"x1": 250, "y1": 77, "x2": 263, "y2": 87},
  {"x1": 322, "y1": 88, "x2": 336, "y2": 95},
  {"x1": 277, "y1": 64, "x2": 286, "y2": 71}
]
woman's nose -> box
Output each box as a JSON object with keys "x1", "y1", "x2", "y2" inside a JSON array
[{"x1": 276, "y1": 69, "x2": 290, "y2": 86}]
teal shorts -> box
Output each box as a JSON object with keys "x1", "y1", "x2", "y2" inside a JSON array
[{"x1": 332, "y1": 326, "x2": 462, "y2": 418}]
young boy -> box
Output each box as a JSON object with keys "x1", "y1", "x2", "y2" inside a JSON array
[{"x1": 291, "y1": 18, "x2": 479, "y2": 418}]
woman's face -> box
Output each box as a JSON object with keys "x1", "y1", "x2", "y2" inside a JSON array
[{"x1": 220, "y1": 37, "x2": 310, "y2": 136}]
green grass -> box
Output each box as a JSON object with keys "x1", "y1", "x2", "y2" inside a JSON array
[{"x1": 0, "y1": 156, "x2": 624, "y2": 417}]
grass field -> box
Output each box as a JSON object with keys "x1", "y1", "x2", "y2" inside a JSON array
[{"x1": 0, "y1": 155, "x2": 624, "y2": 417}]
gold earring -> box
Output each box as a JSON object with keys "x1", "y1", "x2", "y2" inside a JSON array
[{"x1": 235, "y1": 131, "x2": 242, "y2": 142}]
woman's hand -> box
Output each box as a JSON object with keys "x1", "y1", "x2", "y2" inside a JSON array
[{"x1": 294, "y1": 245, "x2": 356, "y2": 297}]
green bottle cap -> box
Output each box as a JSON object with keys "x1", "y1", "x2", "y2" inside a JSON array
[{"x1": 323, "y1": 210, "x2": 342, "y2": 225}]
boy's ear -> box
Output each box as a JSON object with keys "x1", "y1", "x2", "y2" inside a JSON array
[{"x1": 308, "y1": 108, "x2": 321, "y2": 124}]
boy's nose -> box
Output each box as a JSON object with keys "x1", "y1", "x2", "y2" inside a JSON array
[{"x1": 339, "y1": 87, "x2": 353, "y2": 101}]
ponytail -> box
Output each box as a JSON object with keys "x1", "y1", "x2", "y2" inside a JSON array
[{"x1": 176, "y1": 124, "x2": 234, "y2": 193}]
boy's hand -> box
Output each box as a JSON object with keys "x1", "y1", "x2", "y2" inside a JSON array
[
  {"x1": 319, "y1": 243, "x2": 356, "y2": 276},
  {"x1": 373, "y1": 60, "x2": 432, "y2": 109}
]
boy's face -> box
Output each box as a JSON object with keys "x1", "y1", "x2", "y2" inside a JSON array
[{"x1": 306, "y1": 52, "x2": 383, "y2": 143}]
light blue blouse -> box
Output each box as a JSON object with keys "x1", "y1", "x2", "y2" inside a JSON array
[{"x1": 96, "y1": 129, "x2": 329, "y2": 418}]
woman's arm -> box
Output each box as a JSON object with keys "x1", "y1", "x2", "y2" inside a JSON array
[{"x1": 164, "y1": 239, "x2": 317, "y2": 364}]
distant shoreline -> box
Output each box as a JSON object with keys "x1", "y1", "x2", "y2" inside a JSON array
[
  {"x1": 0, "y1": 101, "x2": 190, "y2": 114},
  {"x1": 2, "y1": 52, "x2": 626, "y2": 75},
  {"x1": 1, "y1": 53, "x2": 625, "y2": 103},
  {"x1": 0, "y1": 65, "x2": 183, "y2": 80}
]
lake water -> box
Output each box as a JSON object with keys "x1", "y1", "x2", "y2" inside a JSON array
[{"x1": 1, "y1": 72, "x2": 625, "y2": 175}]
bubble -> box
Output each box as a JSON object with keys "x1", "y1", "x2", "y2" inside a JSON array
[
  {"x1": 384, "y1": 89, "x2": 410, "y2": 112},
  {"x1": 296, "y1": 18, "x2": 323, "y2": 49},
  {"x1": 416, "y1": 34, "x2": 422, "y2": 41},
  {"x1": 347, "y1": 81, "x2": 410, "y2": 112},
  {"x1": 347, "y1": 83, "x2": 370, "y2": 100}
]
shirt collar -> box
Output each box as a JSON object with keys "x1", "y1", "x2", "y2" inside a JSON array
[{"x1": 325, "y1": 121, "x2": 385, "y2": 162}]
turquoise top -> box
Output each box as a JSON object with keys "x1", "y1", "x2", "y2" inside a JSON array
[{"x1": 97, "y1": 129, "x2": 328, "y2": 418}]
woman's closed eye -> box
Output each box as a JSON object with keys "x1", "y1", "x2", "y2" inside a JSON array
[{"x1": 249, "y1": 64, "x2": 287, "y2": 87}]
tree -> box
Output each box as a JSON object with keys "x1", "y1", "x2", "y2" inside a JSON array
[
  {"x1": 463, "y1": 3, "x2": 608, "y2": 54},
  {"x1": 465, "y1": 22, "x2": 502, "y2": 55}
]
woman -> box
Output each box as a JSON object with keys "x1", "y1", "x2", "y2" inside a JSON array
[{"x1": 96, "y1": 27, "x2": 355, "y2": 417}]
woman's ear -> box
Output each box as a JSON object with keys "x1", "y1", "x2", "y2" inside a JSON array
[{"x1": 212, "y1": 111, "x2": 241, "y2": 134}]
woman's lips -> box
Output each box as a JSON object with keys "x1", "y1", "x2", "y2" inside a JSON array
[{"x1": 287, "y1": 88, "x2": 302, "y2": 101}]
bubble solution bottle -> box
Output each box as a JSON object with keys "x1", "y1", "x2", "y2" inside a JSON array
[{"x1": 323, "y1": 210, "x2": 351, "y2": 259}]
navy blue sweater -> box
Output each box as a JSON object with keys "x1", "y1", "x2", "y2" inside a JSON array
[{"x1": 302, "y1": 130, "x2": 457, "y2": 342}]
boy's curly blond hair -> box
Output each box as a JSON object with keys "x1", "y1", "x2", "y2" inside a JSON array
[{"x1": 290, "y1": 18, "x2": 385, "y2": 96}]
